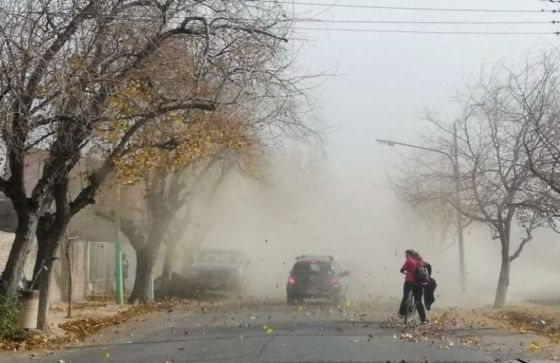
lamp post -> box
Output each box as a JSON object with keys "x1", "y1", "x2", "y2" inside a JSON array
[
  {"x1": 377, "y1": 124, "x2": 466, "y2": 290},
  {"x1": 114, "y1": 182, "x2": 124, "y2": 304}
]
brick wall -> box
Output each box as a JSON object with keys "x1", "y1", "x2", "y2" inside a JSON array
[
  {"x1": 0, "y1": 232, "x2": 87, "y2": 304},
  {"x1": 0, "y1": 231, "x2": 37, "y2": 282},
  {"x1": 50, "y1": 240, "x2": 88, "y2": 304},
  {"x1": 0, "y1": 151, "x2": 97, "y2": 304}
]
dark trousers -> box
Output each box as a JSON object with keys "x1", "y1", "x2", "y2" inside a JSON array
[{"x1": 398, "y1": 281, "x2": 427, "y2": 322}]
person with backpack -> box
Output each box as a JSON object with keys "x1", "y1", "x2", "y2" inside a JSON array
[
  {"x1": 424, "y1": 271, "x2": 437, "y2": 311},
  {"x1": 415, "y1": 253, "x2": 437, "y2": 311},
  {"x1": 398, "y1": 250, "x2": 418, "y2": 315},
  {"x1": 398, "y1": 249, "x2": 428, "y2": 324},
  {"x1": 412, "y1": 251, "x2": 434, "y2": 321}
]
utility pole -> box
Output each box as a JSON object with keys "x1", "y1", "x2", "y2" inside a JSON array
[
  {"x1": 377, "y1": 133, "x2": 467, "y2": 290},
  {"x1": 453, "y1": 124, "x2": 466, "y2": 290},
  {"x1": 114, "y1": 182, "x2": 124, "y2": 304}
]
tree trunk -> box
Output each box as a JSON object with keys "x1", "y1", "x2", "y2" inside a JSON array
[
  {"x1": 33, "y1": 229, "x2": 64, "y2": 332},
  {"x1": 160, "y1": 240, "x2": 178, "y2": 296},
  {"x1": 35, "y1": 261, "x2": 53, "y2": 332},
  {"x1": 0, "y1": 210, "x2": 39, "y2": 297},
  {"x1": 65, "y1": 238, "x2": 72, "y2": 318},
  {"x1": 128, "y1": 219, "x2": 167, "y2": 305},
  {"x1": 493, "y1": 227, "x2": 511, "y2": 309},
  {"x1": 493, "y1": 254, "x2": 510, "y2": 308},
  {"x1": 128, "y1": 246, "x2": 156, "y2": 305},
  {"x1": 33, "y1": 180, "x2": 71, "y2": 331}
]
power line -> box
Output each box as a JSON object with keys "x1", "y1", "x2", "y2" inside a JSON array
[
  {"x1": 87, "y1": 15, "x2": 560, "y2": 25},
  {"x1": 22, "y1": 12, "x2": 554, "y2": 28},
  {"x1": 0, "y1": 7, "x2": 555, "y2": 36},
  {"x1": 1, "y1": 7, "x2": 555, "y2": 24},
  {"x1": 94, "y1": 13, "x2": 560, "y2": 25},
  {"x1": 262, "y1": 1, "x2": 549, "y2": 13},
  {"x1": 300, "y1": 19, "x2": 558, "y2": 25},
  {"x1": 296, "y1": 27, "x2": 555, "y2": 35}
]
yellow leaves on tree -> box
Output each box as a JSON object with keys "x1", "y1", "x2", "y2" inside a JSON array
[
  {"x1": 113, "y1": 110, "x2": 257, "y2": 184},
  {"x1": 68, "y1": 53, "x2": 84, "y2": 71},
  {"x1": 104, "y1": 77, "x2": 155, "y2": 144},
  {"x1": 96, "y1": 40, "x2": 263, "y2": 185}
]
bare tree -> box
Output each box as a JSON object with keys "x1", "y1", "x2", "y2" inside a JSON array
[
  {"x1": 94, "y1": 106, "x2": 261, "y2": 304},
  {"x1": 521, "y1": 54, "x2": 560, "y2": 222},
  {"x1": 0, "y1": 0, "x2": 313, "y2": 330},
  {"x1": 394, "y1": 62, "x2": 553, "y2": 308},
  {"x1": 93, "y1": 152, "x2": 230, "y2": 304}
]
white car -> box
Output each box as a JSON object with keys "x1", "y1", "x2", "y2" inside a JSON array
[{"x1": 186, "y1": 249, "x2": 249, "y2": 297}]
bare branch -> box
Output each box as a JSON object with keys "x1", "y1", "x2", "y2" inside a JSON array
[{"x1": 509, "y1": 230, "x2": 533, "y2": 262}]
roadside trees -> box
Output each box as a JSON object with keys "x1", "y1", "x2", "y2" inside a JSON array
[
  {"x1": 0, "y1": 0, "x2": 308, "y2": 330},
  {"x1": 394, "y1": 61, "x2": 556, "y2": 308},
  {"x1": 95, "y1": 112, "x2": 257, "y2": 304}
]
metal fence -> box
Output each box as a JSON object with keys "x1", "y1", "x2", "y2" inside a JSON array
[
  {"x1": 87, "y1": 241, "x2": 115, "y2": 296},
  {"x1": 87, "y1": 241, "x2": 135, "y2": 296}
]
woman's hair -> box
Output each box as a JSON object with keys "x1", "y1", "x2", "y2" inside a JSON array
[
  {"x1": 412, "y1": 251, "x2": 423, "y2": 261},
  {"x1": 405, "y1": 249, "x2": 423, "y2": 261}
]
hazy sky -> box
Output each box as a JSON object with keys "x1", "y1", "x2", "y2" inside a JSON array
[
  {"x1": 292, "y1": 0, "x2": 558, "y2": 187},
  {"x1": 199, "y1": 1, "x2": 560, "y2": 303}
]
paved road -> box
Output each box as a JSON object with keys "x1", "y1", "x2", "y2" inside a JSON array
[{"x1": 1, "y1": 301, "x2": 519, "y2": 363}]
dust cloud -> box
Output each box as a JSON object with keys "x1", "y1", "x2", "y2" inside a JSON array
[{"x1": 173, "y1": 148, "x2": 560, "y2": 309}]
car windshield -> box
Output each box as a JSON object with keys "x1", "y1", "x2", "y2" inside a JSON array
[{"x1": 195, "y1": 251, "x2": 242, "y2": 264}]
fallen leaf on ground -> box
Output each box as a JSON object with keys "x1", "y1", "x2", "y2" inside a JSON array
[{"x1": 528, "y1": 341, "x2": 541, "y2": 352}]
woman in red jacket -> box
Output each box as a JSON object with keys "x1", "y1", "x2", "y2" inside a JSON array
[{"x1": 398, "y1": 249, "x2": 428, "y2": 324}]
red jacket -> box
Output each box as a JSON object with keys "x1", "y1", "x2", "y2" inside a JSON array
[{"x1": 401, "y1": 257, "x2": 418, "y2": 283}]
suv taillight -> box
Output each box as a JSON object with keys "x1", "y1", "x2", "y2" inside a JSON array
[
  {"x1": 288, "y1": 275, "x2": 296, "y2": 285},
  {"x1": 329, "y1": 276, "x2": 338, "y2": 286}
]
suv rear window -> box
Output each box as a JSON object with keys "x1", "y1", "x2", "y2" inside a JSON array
[{"x1": 292, "y1": 261, "x2": 333, "y2": 275}]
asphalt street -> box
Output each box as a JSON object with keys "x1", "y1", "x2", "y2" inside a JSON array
[{"x1": 0, "y1": 301, "x2": 527, "y2": 363}]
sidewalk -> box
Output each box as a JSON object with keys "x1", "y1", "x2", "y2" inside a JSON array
[
  {"x1": 0, "y1": 297, "x2": 200, "y2": 354},
  {"x1": 433, "y1": 304, "x2": 560, "y2": 360}
]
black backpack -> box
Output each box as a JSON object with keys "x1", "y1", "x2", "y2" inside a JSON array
[{"x1": 415, "y1": 264, "x2": 430, "y2": 286}]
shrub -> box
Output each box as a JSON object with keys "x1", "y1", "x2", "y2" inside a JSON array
[{"x1": 0, "y1": 294, "x2": 23, "y2": 340}]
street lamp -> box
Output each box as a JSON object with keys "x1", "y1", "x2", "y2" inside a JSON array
[
  {"x1": 114, "y1": 183, "x2": 124, "y2": 304},
  {"x1": 377, "y1": 124, "x2": 466, "y2": 290}
]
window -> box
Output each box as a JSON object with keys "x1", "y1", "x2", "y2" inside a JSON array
[
  {"x1": 293, "y1": 261, "x2": 333, "y2": 275},
  {"x1": 196, "y1": 251, "x2": 242, "y2": 264}
]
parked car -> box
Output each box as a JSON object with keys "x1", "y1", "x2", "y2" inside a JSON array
[
  {"x1": 154, "y1": 272, "x2": 197, "y2": 298},
  {"x1": 186, "y1": 248, "x2": 249, "y2": 297},
  {"x1": 286, "y1": 255, "x2": 350, "y2": 305}
]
